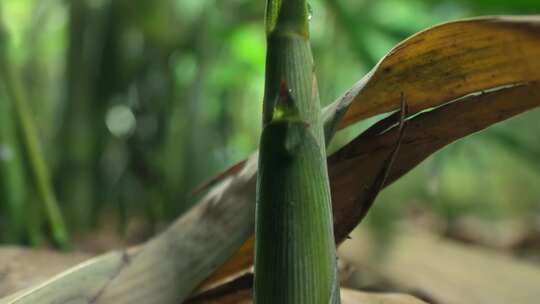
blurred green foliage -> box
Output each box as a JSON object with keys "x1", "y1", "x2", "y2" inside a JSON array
[{"x1": 0, "y1": 0, "x2": 539, "y2": 245}]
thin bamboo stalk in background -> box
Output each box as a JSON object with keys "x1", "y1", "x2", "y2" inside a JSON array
[
  {"x1": 0, "y1": 4, "x2": 68, "y2": 246},
  {"x1": 56, "y1": 0, "x2": 111, "y2": 231},
  {"x1": 323, "y1": 0, "x2": 377, "y2": 68},
  {"x1": 0, "y1": 86, "x2": 27, "y2": 242}
]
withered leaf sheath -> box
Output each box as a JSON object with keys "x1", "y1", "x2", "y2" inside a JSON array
[{"x1": 254, "y1": 1, "x2": 340, "y2": 303}]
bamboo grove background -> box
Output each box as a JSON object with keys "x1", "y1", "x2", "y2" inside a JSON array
[{"x1": 0, "y1": 0, "x2": 540, "y2": 251}]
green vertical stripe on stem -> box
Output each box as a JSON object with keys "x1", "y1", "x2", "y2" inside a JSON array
[{"x1": 255, "y1": 0, "x2": 340, "y2": 303}]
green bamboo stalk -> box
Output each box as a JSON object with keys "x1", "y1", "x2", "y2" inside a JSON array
[
  {"x1": 0, "y1": 85, "x2": 27, "y2": 242},
  {"x1": 0, "y1": 5, "x2": 69, "y2": 246},
  {"x1": 254, "y1": 1, "x2": 340, "y2": 303},
  {"x1": 56, "y1": 0, "x2": 111, "y2": 231}
]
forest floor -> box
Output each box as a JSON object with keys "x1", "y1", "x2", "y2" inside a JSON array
[{"x1": 1, "y1": 213, "x2": 539, "y2": 304}]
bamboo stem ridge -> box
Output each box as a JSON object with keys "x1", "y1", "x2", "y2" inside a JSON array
[{"x1": 254, "y1": 1, "x2": 340, "y2": 303}]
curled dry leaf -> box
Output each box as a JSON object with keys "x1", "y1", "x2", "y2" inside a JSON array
[
  {"x1": 329, "y1": 83, "x2": 540, "y2": 240},
  {"x1": 324, "y1": 16, "x2": 540, "y2": 133}
]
